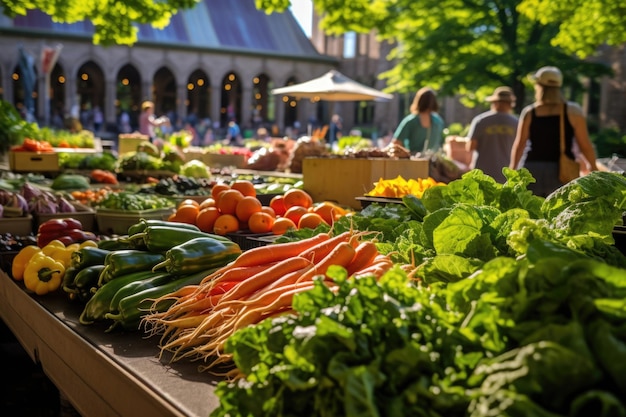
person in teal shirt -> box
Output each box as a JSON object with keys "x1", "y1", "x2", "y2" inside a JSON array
[{"x1": 392, "y1": 87, "x2": 445, "y2": 154}]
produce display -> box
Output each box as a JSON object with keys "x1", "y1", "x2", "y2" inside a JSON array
[
  {"x1": 36, "y1": 217, "x2": 98, "y2": 247},
  {"x1": 142, "y1": 230, "x2": 392, "y2": 375},
  {"x1": 164, "y1": 181, "x2": 352, "y2": 236},
  {"x1": 366, "y1": 175, "x2": 446, "y2": 198},
  {"x1": 2, "y1": 164, "x2": 626, "y2": 416},
  {"x1": 52, "y1": 220, "x2": 244, "y2": 331}
]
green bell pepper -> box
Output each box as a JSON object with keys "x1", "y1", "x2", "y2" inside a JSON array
[
  {"x1": 97, "y1": 249, "x2": 165, "y2": 286},
  {"x1": 151, "y1": 236, "x2": 242, "y2": 276}
]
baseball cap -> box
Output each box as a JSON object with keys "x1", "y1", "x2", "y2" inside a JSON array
[
  {"x1": 529, "y1": 66, "x2": 563, "y2": 87},
  {"x1": 485, "y1": 86, "x2": 516, "y2": 102}
]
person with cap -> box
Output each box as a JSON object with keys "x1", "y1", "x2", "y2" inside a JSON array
[
  {"x1": 466, "y1": 86, "x2": 518, "y2": 183},
  {"x1": 392, "y1": 87, "x2": 445, "y2": 154},
  {"x1": 139, "y1": 100, "x2": 168, "y2": 142},
  {"x1": 509, "y1": 66, "x2": 598, "y2": 196}
]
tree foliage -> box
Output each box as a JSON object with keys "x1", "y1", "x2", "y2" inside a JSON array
[
  {"x1": 0, "y1": 0, "x2": 200, "y2": 46},
  {"x1": 256, "y1": 0, "x2": 614, "y2": 110},
  {"x1": 519, "y1": 0, "x2": 626, "y2": 58}
]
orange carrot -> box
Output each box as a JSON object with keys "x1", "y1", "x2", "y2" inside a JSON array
[
  {"x1": 224, "y1": 267, "x2": 317, "y2": 309},
  {"x1": 298, "y1": 231, "x2": 352, "y2": 262},
  {"x1": 230, "y1": 232, "x2": 330, "y2": 268},
  {"x1": 218, "y1": 256, "x2": 312, "y2": 303},
  {"x1": 310, "y1": 241, "x2": 356, "y2": 276},
  {"x1": 345, "y1": 241, "x2": 380, "y2": 276},
  {"x1": 351, "y1": 258, "x2": 393, "y2": 279},
  {"x1": 259, "y1": 263, "x2": 315, "y2": 294},
  {"x1": 229, "y1": 283, "x2": 315, "y2": 330},
  {"x1": 200, "y1": 262, "x2": 279, "y2": 285}
]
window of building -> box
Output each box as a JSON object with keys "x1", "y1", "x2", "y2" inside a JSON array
[{"x1": 343, "y1": 32, "x2": 356, "y2": 59}]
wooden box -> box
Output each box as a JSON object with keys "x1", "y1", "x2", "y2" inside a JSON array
[
  {"x1": 302, "y1": 157, "x2": 429, "y2": 209},
  {"x1": 0, "y1": 215, "x2": 33, "y2": 236},
  {"x1": 35, "y1": 203, "x2": 96, "y2": 233},
  {"x1": 9, "y1": 151, "x2": 59, "y2": 172},
  {"x1": 202, "y1": 153, "x2": 247, "y2": 169},
  {"x1": 118, "y1": 134, "x2": 150, "y2": 155}
]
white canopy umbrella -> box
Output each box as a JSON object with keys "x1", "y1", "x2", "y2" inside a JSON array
[{"x1": 271, "y1": 70, "x2": 394, "y2": 102}]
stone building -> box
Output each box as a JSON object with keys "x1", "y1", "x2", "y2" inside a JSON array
[{"x1": 0, "y1": 0, "x2": 355, "y2": 139}]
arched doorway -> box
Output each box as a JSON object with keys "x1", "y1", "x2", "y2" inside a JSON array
[
  {"x1": 252, "y1": 73, "x2": 272, "y2": 128},
  {"x1": 50, "y1": 63, "x2": 66, "y2": 129},
  {"x1": 220, "y1": 71, "x2": 241, "y2": 128},
  {"x1": 76, "y1": 61, "x2": 105, "y2": 130},
  {"x1": 187, "y1": 69, "x2": 211, "y2": 127},
  {"x1": 153, "y1": 66, "x2": 176, "y2": 119},
  {"x1": 281, "y1": 76, "x2": 299, "y2": 131},
  {"x1": 116, "y1": 64, "x2": 141, "y2": 131}
]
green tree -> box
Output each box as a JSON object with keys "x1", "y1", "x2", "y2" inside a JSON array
[
  {"x1": 519, "y1": 0, "x2": 626, "y2": 58},
  {"x1": 0, "y1": 0, "x2": 199, "y2": 46},
  {"x1": 256, "y1": 0, "x2": 613, "y2": 110}
]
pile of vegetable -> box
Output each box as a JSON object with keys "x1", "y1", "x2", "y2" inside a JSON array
[
  {"x1": 143, "y1": 175, "x2": 213, "y2": 197},
  {"x1": 0, "y1": 99, "x2": 38, "y2": 153},
  {"x1": 94, "y1": 191, "x2": 174, "y2": 211},
  {"x1": 142, "y1": 230, "x2": 393, "y2": 374},
  {"x1": 36, "y1": 218, "x2": 97, "y2": 248},
  {"x1": 206, "y1": 169, "x2": 626, "y2": 417},
  {"x1": 58, "y1": 152, "x2": 117, "y2": 171},
  {"x1": 58, "y1": 219, "x2": 243, "y2": 332},
  {"x1": 11, "y1": 238, "x2": 98, "y2": 295}
]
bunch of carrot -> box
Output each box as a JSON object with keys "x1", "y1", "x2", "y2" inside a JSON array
[{"x1": 141, "y1": 230, "x2": 393, "y2": 374}]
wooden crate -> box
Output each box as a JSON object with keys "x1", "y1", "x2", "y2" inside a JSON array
[
  {"x1": 118, "y1": 134, "x2": 150, "y2": 155},
  {"x1": 9, "y1": 151, "x2": 59, "y2": 172},
  {"x1": 202, "y1": 153, "x2": 247, "y2": 169},
  {"x1": 302, "y1": 157, "x2": 429, "y2": 209}
]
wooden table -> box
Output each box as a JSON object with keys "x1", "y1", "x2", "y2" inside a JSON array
[{"x1": 0, "y1": 270, "x2": 221, "y2": 417}]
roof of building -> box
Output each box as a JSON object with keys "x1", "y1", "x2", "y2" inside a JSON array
[{"x1": 0, "y1": 0, "x2": 322, "y2": 59}]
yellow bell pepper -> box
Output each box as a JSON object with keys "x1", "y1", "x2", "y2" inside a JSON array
[
  {"x1": 79, "y1": 240, "x2": 98, "y2": 249},
  {"x1": 42, "y1": 240, "x2": 66, "y2": 257},
  {"x1": 23, "y1": 252, "x2": 65, "y2": 295},
  {"x1": 11, "y1": 245, "x2": 42, "y2": 281},
  {"x1": 53, "y1": 245, "x2": 80, "y2": 269}
]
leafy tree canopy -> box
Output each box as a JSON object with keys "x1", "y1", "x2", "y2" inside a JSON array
[
  {"x1": 0, "y1": 0, "x2": 199, "y2": 46},
  {"x1": 256, "y1": 0, "x2": 615, "y2": 109},
  {"x1": 519, "y1": 0, "x2": 626, "y2": 58}
]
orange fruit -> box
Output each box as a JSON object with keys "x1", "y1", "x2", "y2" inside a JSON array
[
  {"x1": 178, "y1": 199, "x2": 200, "y2": 209},
  {"x1": 271, "y1": 217, "x2": 297, "y2": 235},
  {"x1": 269, "y1": 195, "x2": 287, "y2": 216},
  {"x1": 167, "y1": 212, "x2": 176, "y2": 221},
  {"x1": 230, "y1": 180, "x2": 257, "y2": 197},
  {"x1": 248, "y1": 212, "x2": 275, "y2": 234},
  {"x1": 216, "y1": 189, "x2": 245, "y2": 215},
  {"x1": 174, "y1": 204, "x2": 200, "y2": 225},
  {"x1": 211, "y1": 183, "x2": 231, "y2": 201},
  {"x1": 199, "y1": 197, "x2": 216, "y2": 209},
  {"x1": 283, "y1": 205, "x2": 308, "y2": 226},
  {"x1": 311, "y1": 201, "x2": 344, "y2": 225},
  {"x1": 213, "y1": 214, "x2": 239, "y2": 235},
  {"x1": 283, "y1": 189, "x2": 313, "y2": 209},
  {"x1": 261, "y1": 205, "x2": 276, "y2": 217},
  {"x1": 235, "y1": 196, "x2": 263, "y2": 222},
  {"x1": 297, "y1": 212, "x2": 328, "y2": 229},
  {"x1": 195, "y1": 206, "x2": 220, "y2": 232}
]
